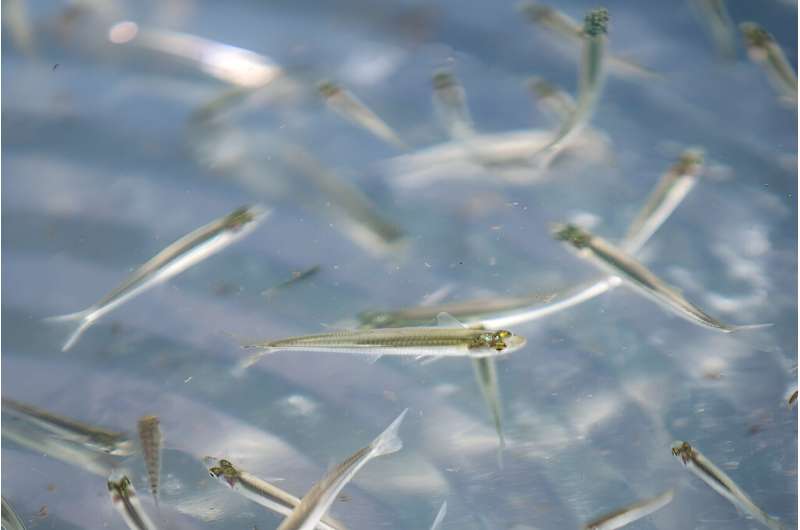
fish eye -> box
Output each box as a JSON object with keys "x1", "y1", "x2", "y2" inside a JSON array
[{"x1": 498, "y1": 330, "x2": 511, "y2": 339}]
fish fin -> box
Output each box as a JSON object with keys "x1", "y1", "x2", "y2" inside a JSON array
[
  {"x1": 231, "y1": 348, "x2": 276, "y2": 377},
  {"x1": 370, "y1": 408, "x2": 408, "y2": 457},
  {"x1": 43, "y1": 310, "x2": 94, "y2": 352},
  {"x1": 429, "y1": 501, "x2": 447, "y2": 530},
  {"x1": 417, "y1": 355, "x2": 444, "y2": 365},
  {"x1": 419, "y1": 284, "x2": 455, "y2": 307},
  {"x1": 436, "y1": 312, "x2": 468, "y2": 329},
  {"x1": 730, "y1": 323, "x2": 774, "y2": 333}
]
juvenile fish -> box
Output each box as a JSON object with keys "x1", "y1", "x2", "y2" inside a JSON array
[
  {"x1": 2, "y1": 497, "x2": 27, "y2": 530},
  {"x1": 45, "y1": 205, "x2": 268, "y2": 351},
  {"x1": 2, "y1": 397, "x2": 133, "y2": 456},
  {"x1": 318, "y1": 81, "x2": 406, "y2": 149},
  {"x1": 622, "y1": 148, "x2": 705, "y2": 253},
  {"x1": 583, "y1": 489, "x2": 673, "y2": 530},
  {"x1": 237, "y1": 313, "x2": 526, "y2": 371},
  {"x1": 276, "y1": 409, "x2": 407, "y2": 530},
  {"x1": 740, "y1": 22, "x2": 798, "y2": 104},
  {"x1": 262, "y1": 265, "x2": 321, "y2": 299},
  {"x1": 671, "y1": 441, "x2": 784, "y2": 530},
  {"x1": 432, "y1": 71, "x2": 476, "y2": 141},
  {"x1": 205, "y1": 458, "x2": 346, "y2": 530},
  {"x1": 107, "y1": 475, "x2": 158, "y2": 530},
  {"x1": 429, "y1": 501, "x2": 447, "y2": 530},
  {"x1": 137, "y1": 416, "x2": 162, "y2": 508},
  {"x1": 553, "y1": 224, "x2": 768, "y2": 333}
]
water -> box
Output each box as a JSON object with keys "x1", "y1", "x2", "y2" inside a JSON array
[{"x1": 2, "y1": 1, "x2": 797, "y2": 529}]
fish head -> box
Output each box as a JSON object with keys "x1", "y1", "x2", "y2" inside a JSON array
[
  {"x1": 318, "y1": 80, "x2": 341, "y2": 99},
  {"x1": 107, "y1": 476, "x2": 134, "y2": 500},
  {"x1": 583, "y1": 8, "x2": 609, "y2": 37},
  {"x1": 206, "y1": 457, "x2": 240, "y2": 488},
  {"x1": 433, "y1": 71, "x2": 456, "y2": 90},
  {"x1": 551, "y1": 223, "x2": 591, "y2": 249},
  {"x1": 518, "y1": 2, "x2": 555, "y2": 24},
  {"x1": 469, "y1": 330, "x2": 526, "y2": 356},
  {"x1": 740, "y1": 22, "x2": 773, "y2": 51},
  {"x1": 224, "y1": 205, "x2": 269, "y2": 232},
  {"x1": 676, "y1": 148, "x2": 705, "y2": 176},
  {"x1": 670, "y1": 440, "x2": 694, "y2": 464}
]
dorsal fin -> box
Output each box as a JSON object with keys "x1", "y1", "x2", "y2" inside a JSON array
[{"x1": 436, "y1": 312, "x2": 468, "y2": 328}]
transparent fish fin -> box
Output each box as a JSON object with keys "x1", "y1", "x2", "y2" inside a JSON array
[
  {"x1": 429, "y1": 501, "x2": 447, "y2": 530},
  {"x1": 44, "y1": 310, "x2": 94, "y2": 352},
  {"x1": 419, "y1": 284, "x2": 455, "y2": 307},
  {"x1": 436, "y1": 312, "x2": 468, "y2": 329},
  {"x1": 231, "y1": 348, "x2": 276, "y2": 376},
  {"x1": 370, "y1": 409, "x2": 408, "y2": 457},
  {"x1": 418, "y1": 355, "x2": 444, "y2": 365},
  {"x1": 730, "y1": 323, "x2": 774, "y2": 333}
]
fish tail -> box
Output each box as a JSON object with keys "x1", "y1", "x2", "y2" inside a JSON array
[
  {"x1": 43, "y1": 310, "x2": 94, "y2": 351},
  {"x1": 730, "y1": 323, "x2": 774, "y2": 333},
  {"x1": 370, "y1": 408, "x2": 408, "y2": 457},
  {"x1": 231, "y1": 348, "x2": 276, "y2": 377},
  {"x1": 429, "y1": 501, "x2": 447, "y2": 530}
]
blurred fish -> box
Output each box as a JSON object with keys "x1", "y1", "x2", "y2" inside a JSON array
[
  {"x1": 262, "y1": 265, "x2": 321, "y2": 299},
  {"x1": 2, "y1": 0, "x2": 35, "y2": 56},
  {"x1": 582, "y1": 489, "x2": 673, "y2": 530},
  {"x1": 690, "y1": 0, "x2": 736, "y2": 60},
  {"x1": 517, "y1": 2, "x2": 659, "y2": 80},
  {"x1": 786, "y1": 386, "x2": 797, "y2": 409},
  {"x1": 671, "y1": 441, "x2": 785, "y2": 530},
  {"x1": 740, "y1": 22, "x2": 798, "y2": 105},
  {"x1": 429, "y1": 501, "x2": 447, "y2": 530},
  {"x1": 137, "y1": 416, "x2": 163, "y2": 508},
  {"x1": 205, "y1": 458, "x2": 346, "y2": 530},
  {"x1": 2, "y1": 497, "x2": 27, "y2": 530},
  {"x1": 107, "y1": 475, "x2": 158, "y2": 530},
  {"x1": 553, "y1": 224, "x2": 769, "y2": 332},
  {"x1": 318, "y1": 80, "x2": 406, "y2": 149},
  {"x1": 45, "y1": 205, "x2": 268, "y2": 351},
  {"x1": 236, "y1": 313, "x2": 527, "y2": 370},
  {"x1": 622, "y1": 148, "x2": 705, "y2": 253},
  {"x1": 2, "y1": 397, "x2": 133, "y2": 456},
  {"x1": 526, "y1": 77, "x2": 577, "y2": 124},
  {"x1": 432, "y1": 71, "x2": 476, "y2": 141},
  {"x1": 472, "y1": 357, "x2": 505, "y2": 461},
  {"x1": 276, "y1": 410, "x2": 407, "y2": 530}
]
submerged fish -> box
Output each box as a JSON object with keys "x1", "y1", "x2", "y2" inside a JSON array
[
  {"x1": 740, "y1": 22, "x2": 798, "y2": 105},
  {"x1": 671, "y1": 441, "x2": 784, "y2": 530},
  {"x1": 205, "y1": 458, "x2": 346, "y2": 530},
  {"x1": 237, "y1": 313, "x2": 526, "y2": 370},
  {"x1": 2, "y1": 497, "x2": 27, "y2": 530},
  {"x1": 786, "y1": 386, "x2": 798, "y2": 409},
  {"x1": 690, "y1": 0, "x2": 736, "y2": 60},
  {"x1": 429, "y1": 501, "x2": 447, "y2": 530},
  {"x1": 472, "y1": 357, "x2": 505, "y2": 460},
  {"x1": 553, "y1": 224, "x2": 767, "y2": 332},
  {"x1": 107, "y1": 475, "x2": 158, "y2": 530},
  {"x1": 318, "y1": 81, "x2": 406, "y2": 149},
  {"x1": 583, "y1": 489, "x2": 674, "y2": 530},
  {"x1": 262, "y1": 265, "x2": 321, "y2": 299},
  {"x1": 2, "y1": 397, "x2": 133, "y2": 456},
  {"x1": 432, "y1": 71, "x2": 476, "y2": 141},
  {"x1": 622, "y1": 148, "x2": 705, "y2": 253},
  {"x1": 45, "y1": 205, "x2": 268, "y2": 351},
  {"x1": 276, "y1": 410, "x2": 407, "y2": 530},
  {"x1": 137, "y1": 416, "x2": 163, "y2": 508}
]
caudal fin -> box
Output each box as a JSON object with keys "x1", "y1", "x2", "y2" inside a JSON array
[
  {"x1": 231, "y1": 348, "x2": 276, "y2": 377},
  {"x1": 43, "y1": 310, "x2": 94, "y2": 351},
  {"x1": 730, "y1": 323, "x2": 774, "y2": 333},
  {"x1": 370, "y1": 408, "x2": 408, "y2": 457}
]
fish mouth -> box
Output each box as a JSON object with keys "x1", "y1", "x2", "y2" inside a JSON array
[{"x1": 504, "y1": 335, "x2": 527, "y2": 353}]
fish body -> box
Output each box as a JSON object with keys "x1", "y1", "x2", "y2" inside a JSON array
[
  {"x1": 137, "y1": 416, "x2": 163, "y2": 507},
  {"x1": 205, "y1": 458, "x2": 346, "y2": 530},
  {"x1": 2, "y1": 397, "x2": 133, "y2": 456},
  {"x1": 671, "y1": 442, "x2": 784, "y2": 530},
  {"x1": 527, "y1": 77, "x2": 577, "y2": 124},
  {"x1": 740, "y1": 22, "x2": 798, "y2": 104},
  {"x1": 690, "y1": 0, "x2": 736, "y2": 60},
  {"x1": 107, "y1": 476, "x2": 158, "y2": 530},
  {"x1": 553, "y1": 224, "x2": 765, "y2": 332},
  {"x1": 276, "y1": 410, "x2": 407, "y2": 530},
  {"x1": 432, "y1": 71, "x2": 475, "y2": 141},
  {"x1": 2, "y1": 497, "x2": 27, "y2": 530},
  {"x1": 583, "y1": 489, "x2": 673, "y2": 530},
  {"x1": 45, "y1": 205, "x2": 267, "y2": 351}
]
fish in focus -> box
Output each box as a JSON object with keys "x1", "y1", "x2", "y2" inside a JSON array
[
  {"x1": 553, "y1": 223, "x2": 769, "y2": 332},
  {"x1": 205, "y1": 458, "x2": 346, "y2": 530},
  {"x1": 137, "y1": 416, "x2": 163, "y2": 508},
  {"x1": 740, "y1": 22, "x2": 798, "y2": 105},
  {"x1": 107, "y1": 475, "x2": 158, "y2": 530},
  {"x1": 45, "y1": 205, "x2": 268, "y2": 351},
  {"x1": 2, "y1": 497, "x2": 27, "y2": 530},
  {"x1": 582, "y1": 489, "x2": 673, "y2": 530},
  {"x1": 276, "y1": 409, "x2": 408, "y2": 530},
  {"x1": 671, "y1": 441, "x2": 784, "y2": 530}
]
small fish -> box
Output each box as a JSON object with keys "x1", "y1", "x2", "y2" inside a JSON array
[
  {"x1": 740, "y1": 22, "x2": 798, "y2": 105},
  {"x1": 671, "y1": 441, "x2": 784, "y2": 530},
  {"x1": 429, "y1": 501, "x2": 447, "y2": 530},
  {"x1": 318, "y1": 80, "x2": 406, "y2": 149},
  {"x1": 137, "y1": 416, "x2": 162, "y2": 508},
  {"x1": 205, "y1": 458, "x2": 346, "y2": 530},
  {"x1": 432, "y1": 71, "x2": 476, "y2": 141},
  {"x1": 2, "y1": 497, "x2": 27, "y2": 530},
  {"x1": 45, "y1": 205, "x2": 268, "y2": 351},
  {"x1": 622, "y1": 148, "x2": 705, "y2": 253},
  {"x1": 2, "y1": 397, "x2": 133, "y2": 456},
  {"x1": 786, "y1": 386, "x2": 798, "y2": 409},
  {"x1": 690, "y1": 0, "x2": 736, "y2": 60},
  {"x1": 276, "y1": 410, "x2": 407, "y2": 530},
  {"x1": 472, "y1": 357, "x2": 505, "y2": 461},
  {"x1": 237, "y1": 313, "x2": 526, "y2": 371},
  {"x1": 553, "y1": 224, "x2": 769, "y2": 333},
  {"x1": 526, "y1": 77, "x2": 577, "y2": 124},
  {"x1": 107, "y1": 475, "x2": 158, "y2": 530},
  {"x1": 534, "y1": 9, "x2": 609, "y2": 167},
  {"x1": 262, "y1": 265, "x2": 321, "y2": 299},
  {"x1": 583, "y1": 489, "x2": 674, "y2": 530}
]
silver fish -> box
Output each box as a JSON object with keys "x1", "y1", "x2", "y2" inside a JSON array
[
  {"x1": 740, "y1": 22, "x2": 798, "y2": 105},
  {"x1": 2, "y1": 497, "x2": 27, "y2": 530},
  {"x1": 137, "y1": 416, "x2": 163, "y2": 508},
  {"x1": 2, "y1": 397, "x2": 133, "y2": 456},
  {"x1": 276, "y1": 410, "x2": 407, "y2": 530},
  {"x1": 205, "y1": 458, "x2": 346, "y2": 530},
  {"x1": 583, "y1": 489, "x2": 674, "y2": 530},
  {"x1": 107, "y1": 475, "x2": 158, "y2": 530},
  {"x1": 262, "y1": 265, "x2": 321, "y2": 299},
  {"x1": 45, "y1": 205, "x2": 268, "y2": 351},
  {"x1": 671, "y1": 441, "x2": 784, "y2": 530},
  {"x1": 318, "y1": 80, "x2": 406, "y2": 149},
  {"x1": 237, "y1": 313, "x2": 527, "y2": 371},
  {"x1": 622, "y1": 148, "x2": 705, "y2": 253},
  {"x1": 690, "y1": 0, "x2": 736, "y2": 60},
  {"x1": 429, "y1": 501, "x2": 447, "y2": 530},
  {"x1": 553, "y1": 224, "x2": 769, "y2": 332},
  {"x1": 432, "y1": 71, "x2": 476, "y2": 141}
]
